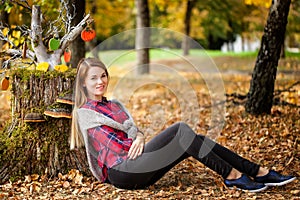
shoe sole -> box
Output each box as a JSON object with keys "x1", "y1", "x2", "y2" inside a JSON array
[
  {"x1": 264, "y1": 177, "x2": 297, "y2": 186},
  {"x1": 228, "y1": 185, "x2": 268, "y2": 193}
]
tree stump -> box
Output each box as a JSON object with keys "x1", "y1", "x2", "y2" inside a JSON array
[{"x1": 0, "y1": 69, "x2": 91, "y2": 183}]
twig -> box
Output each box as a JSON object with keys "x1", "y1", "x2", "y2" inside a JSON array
[
  {"x1": 0, "y1": 30, "x2": 17, "y2": 48},
  {"x1": 10, "y1": 0, "x2": 32, "y2": 11},
  {"x1": 274, "y1": 81, "x2": 300, "y2": 96}
]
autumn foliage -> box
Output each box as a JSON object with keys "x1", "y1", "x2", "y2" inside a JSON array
[{"x1": 0, "y1": 56, "x2": 299, "y2": 199}]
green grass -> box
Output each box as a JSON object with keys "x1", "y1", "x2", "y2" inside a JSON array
[
  {"x1": 285, "y1": 51, "x2": 300, "y2": 59},
  {"x1": 97, "y1": 49, "x2": 299, "y2": 66},
  {"x1": 204, "y1": 50, "x2": 258, "y2": 58}
]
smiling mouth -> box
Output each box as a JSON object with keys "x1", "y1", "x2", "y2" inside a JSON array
[{"x1": 96, "y1": 85, "x2": 104, "y2": 90}]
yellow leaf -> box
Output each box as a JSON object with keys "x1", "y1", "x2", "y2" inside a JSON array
[
  {"x1": 54, "y1": 64, "x2": 68, "y2": 72},
  {"x1": 12, "y1": 30, "x2": 21, "y2": 38},
  {"x1": 36, "y1": 62, "x2": 49, "y2": 72},
  {"x1": 2, "y1": 28, "x2": 9, "y2": 36},
  {"x1": 27, "y1": 64, "x2": 36, "y2": 71},
  {"x1": 244, "y1": 0, "x2": 271, "y2": 8}
]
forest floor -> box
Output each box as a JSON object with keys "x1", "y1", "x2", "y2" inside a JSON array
[{"x1": 0, "y1": 55, "x2": 299, "y2": 199}]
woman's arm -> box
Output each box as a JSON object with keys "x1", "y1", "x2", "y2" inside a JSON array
[{"x1": 88, "y1": 125, "x2": 132, "y2": 155}]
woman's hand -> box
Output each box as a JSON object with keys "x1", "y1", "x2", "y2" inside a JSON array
[{"x1": 128, "y1": 132, "x2": 145, "y2": 160}]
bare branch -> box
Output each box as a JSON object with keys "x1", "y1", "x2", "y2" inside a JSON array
[
  {"x1": 10, "y1": 0, "x2": 32, "y2": 11},
  {"x1": 1, "y1": 3, "x2": 93, "y2": 71},
  {"x1": 60, "y1": 13, "x2": 93, "y2": 51},
  {"x1": 274, "y1": 81, "x2": 300, "y2": 96},
  {"x1": 61, "y1": 0, "x2": 76, "y2": 33},
  {"x1": 30, "y1": 5, "x2": 49, "y2": 63},
  {"x1": 2, "y1": 49, "x2": 35, "y2": 61},
  {"x1": 44, "y1": 0, "x2": 76, "y2": 42},
  {"x1": 0, "y1": 31, "x2": 17, "y2": 49}
]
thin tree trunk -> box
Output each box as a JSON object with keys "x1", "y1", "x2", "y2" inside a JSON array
[
  {"x1": 241, "y1": 35, "x2": 245, "y2": 52},
  {"x1": 87, "y1": 1, "x2": 99, "y2": 59},
  {"x1": 245, "y1": 0, "x2": 291, "y2": 114},
  {"x1": 0, "y1": 9, "x2": 9, "y2": 25},
  {"x1": 135, "y1": 0, "x2": 150, "y2": 75},
  {"x1": 69, "y1": 0, "x2": 86, "y2": 68},
  {"x1": 182, "y1": 0, "x2": 195, "y2": 56}
]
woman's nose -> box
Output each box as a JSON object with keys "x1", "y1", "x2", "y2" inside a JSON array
[{"x1": 97, "y1": 78, "x2": 103, "y2": 84}]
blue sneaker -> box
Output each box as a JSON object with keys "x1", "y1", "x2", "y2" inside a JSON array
[
  {"x1": 224, "y1": 174, "x2": 268, "y2": 193},
  {"x1": 254, "y1": 170, "x2": 296, "y2": 186}
]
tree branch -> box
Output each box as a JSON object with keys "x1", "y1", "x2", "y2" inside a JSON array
[
  {"x1": 274, "y1": 81, "x2": 300, "y2": 96},
  {"x1": 30, "y1": 5, "x2": 49, "y2": 63},
  {"x1": 60, "y1": 13, "x2": 93, "y2": 51},
  {"x1": 2, "y1": 3, "x2": 93, "y2": 71},
  {"x1": 2, "y1": 49, "x2": 35, "y2": 61}
]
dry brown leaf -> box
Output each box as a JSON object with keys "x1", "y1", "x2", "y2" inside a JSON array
[
  {"x1": 1, "y1": 59, "x2": 299, "y2": 199},
  {"x1": 63, "y1": 181, "x2": 70, "y2": 188}
]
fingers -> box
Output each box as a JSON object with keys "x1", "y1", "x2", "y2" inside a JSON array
[
  {"x1": 127, "y1": 143, "x2": 136, "y2": 159},
  {"x1": 128, "y1": 144, "x2": 140, "y2": 159},
  {"x1": 128, "y1": 141, "x2": 144, "y2": 160}
]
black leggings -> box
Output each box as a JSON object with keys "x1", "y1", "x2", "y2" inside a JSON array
[{"x1": 107, "y1": 122, "x2": 260, "y2": 189}]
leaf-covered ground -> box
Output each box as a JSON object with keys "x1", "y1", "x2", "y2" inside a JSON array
[{"x1": 0, "y1": 56, "x2": 299, "y2": 199}]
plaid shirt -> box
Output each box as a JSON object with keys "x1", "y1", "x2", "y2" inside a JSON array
[{"x1": 81, "y1": 98, "x2": 133, "y2": 182}]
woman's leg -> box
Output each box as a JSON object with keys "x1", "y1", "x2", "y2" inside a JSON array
[
  {"x1": 108, "y1": 122, "x2": 259, "y2": 189},
  {"x1": 143, "y1": 122, "x2": 260, "y2": 178}
]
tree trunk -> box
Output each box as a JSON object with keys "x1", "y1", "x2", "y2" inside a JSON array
[
  {"x1": 241, "y1": 35, "x2": 245, "y2": 52},
  {"x1": 69, "y1": 0, "x2": 86, "y2": 68},
  {"x1": 245, "y1": 0, "x2": 291, "y2": 114},
  {"x1": 87, "y1": 1, "x2": 99, "y2": 59},
  {"x1": 0, "y1": 70, "x2": 90, "y2": 184},
  {"x1": 135, "y1": 0, "x2": 150, "y2": 75},
  {"x1": 182, "y1": 0, "x2": 195, "y2": 56},
  {"x1": 0, "y1": 9, "x2": 9, "y2": 25}
]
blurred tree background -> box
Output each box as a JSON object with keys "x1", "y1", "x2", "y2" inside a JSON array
[{"x1": 1, "y1": 0, "x2": 299, "y2": 52}]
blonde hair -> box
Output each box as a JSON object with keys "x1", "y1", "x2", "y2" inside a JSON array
[{"x1": 70, "y1": 57, "x2": 108, "y2": 149}]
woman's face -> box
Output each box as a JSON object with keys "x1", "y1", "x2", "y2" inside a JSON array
[{"x1": 84, "y1": 67, "x2": 108, "y2": 101}]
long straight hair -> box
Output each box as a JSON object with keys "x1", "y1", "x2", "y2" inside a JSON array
[{"x1": 70, "y1": 57, "x2": 109, "y2": 149}]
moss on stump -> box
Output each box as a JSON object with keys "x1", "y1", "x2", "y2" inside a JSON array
[{"x1": 0, "y1": 69, "x2": 91, "y2": 183}]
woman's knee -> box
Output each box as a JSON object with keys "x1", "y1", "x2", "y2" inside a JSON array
[{"x1": 176, "y1": 121, "x2": 192, "y2": 132}]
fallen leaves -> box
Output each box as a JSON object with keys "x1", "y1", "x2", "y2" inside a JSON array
[{"x1": 0, "y1": 57, "x2": 299, "y2": 199}]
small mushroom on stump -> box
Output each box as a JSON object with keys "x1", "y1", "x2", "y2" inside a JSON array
[
  {"x1": 44, "y1": 104, "x2": 72, "y2": 119},
  {"x1": 24, "y1": 113, "x2": 45, "y2": 123},
  {"x1": 56, "y1": 93, "x2": 74, "y2": 105}
]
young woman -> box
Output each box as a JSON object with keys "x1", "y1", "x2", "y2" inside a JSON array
[{"x1": 70, "y1": 57, "x2": 296, "y2": 193}]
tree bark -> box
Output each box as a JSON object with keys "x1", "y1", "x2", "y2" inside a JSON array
[
  {"x1": 87, "y1": 0, "x2": 99, "y2": 59},
  {"x1": 69, "y1": 0, "x2": 86, "y2": 68},
  {"x1": 182, "y1": 0, "x2": 195, "y2": 56},
  {"x1": 135, "y1": 0, "x2": 150, "y2": 75},
  {"x1": 0, "y1": 70, "x2": 91, "y2": 184},
  {"x1": 0, "y1": 9, "x2": 9, "y2": 25},
  {"x1": 245, "y1": 0, "x2": 291, "y2": 114}
]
